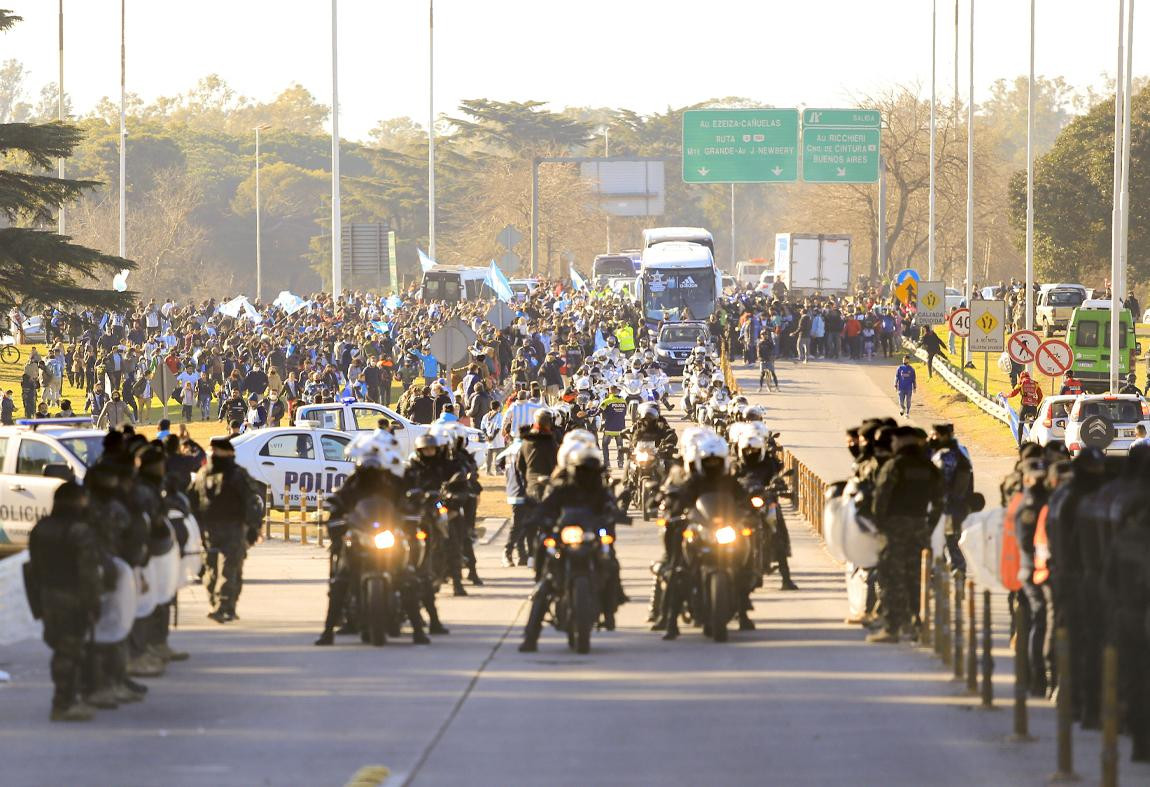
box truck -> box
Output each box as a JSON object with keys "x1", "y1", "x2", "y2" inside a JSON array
[{"x1": 767, "y1": 233, "x2": 852, "y2": 296}]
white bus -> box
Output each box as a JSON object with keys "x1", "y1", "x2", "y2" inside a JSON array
[
  {"x1": 638, "y1": 242, "x2": 720, "y2": 326},
  {"x1": 641, "y1": 227, "x2": 715, "y2": 256},
  {"x1": 420, "y1": 266, "x2": 492, "y2": 303}
]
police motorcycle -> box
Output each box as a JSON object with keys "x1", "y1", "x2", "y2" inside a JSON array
[
  {"x1": 524, "y1": 435, "x2": 629, "y2": 654},
  {"x1": 730, "y1": 422, "x2": 791, "y2": 577},
  {"x1": 623, "y1": 406, "x2": 678, "y2": 519},
  {"x1": 343, "y1": 491, "x2": 422, "y2": 646},
  {"x1": 663, "y1": 429, "x2": 756, "y2": 642}
]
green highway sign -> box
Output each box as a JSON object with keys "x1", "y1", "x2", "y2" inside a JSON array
[
  {"x1": 801, "y1": 108, "x2": 881, "y2": 184},
  {"x1": 682, "y1": 108, "x2": 799, "y2": 183}
]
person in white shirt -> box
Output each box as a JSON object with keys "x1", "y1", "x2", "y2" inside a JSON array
[{"x1": 1131, "y1": 424, "x2": 1150, "y2": 449}]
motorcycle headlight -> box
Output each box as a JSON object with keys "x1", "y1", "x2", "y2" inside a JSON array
[
  {"x1": 560, "y1": 525, "x2": 585, "y2": 545},
  {"x1": 750, "y1": 496, "x2": 765, "y2": 508},
  {"x1": 373, "y1": 530, "x2": 396, "y2": 549},
  {"x1": 635, "y1": 449, "x2": 652, "y2": 463},
  {"x1": 715, "y1": 525, "x2": 738, "y2": 545}
]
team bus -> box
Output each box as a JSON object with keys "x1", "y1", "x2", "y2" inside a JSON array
[
  {"x1": 638, "y1": 241, "x2": 721, "y2": 327},
  {"x1": 641, "y1": 227, "x2": 715, "y2": 256},
  {"x1": 420, "y1": 266, "x2": 493, "y2": 303}
]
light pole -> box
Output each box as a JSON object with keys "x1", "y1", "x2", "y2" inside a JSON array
[
  {"x1": 330, "y1": 0, "x2": 342, "y2": 297},
  {"x1": 1024, "y1": 0, "x2": 1035, "y2": 330},
  {"x1": 254, "y1": 123, "x2": 271, "y2": 302},
  {"x1": 928, "y1": 0, "x2": 936, "y2": 280},
  {"x1": 118, "y1": 0, "x2": 126, "y2": 260},
  {"x1": 603, "y1": 124, "x2": 610, "y2": 252},
  {"x1": 57, "y1": 0, "x2": 65, "y2": 234},
  {"x1": 428, "y1": 0, "x2": 436, "y2": 261},
  {"x1": 964, "y1": 0, "x2": 974, "y2": 367}
]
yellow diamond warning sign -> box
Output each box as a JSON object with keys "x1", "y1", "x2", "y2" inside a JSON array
[
  {"x1": 916, "y1": 280, "x2": 946, "y2": 324},
  {"x1": 968, "y1": 299, "x2": 1005, "y2": 353}
]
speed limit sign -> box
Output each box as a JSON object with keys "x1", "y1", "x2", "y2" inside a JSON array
[{"x1": 948, "y1": 307, "x2": 971, "y2": 338}]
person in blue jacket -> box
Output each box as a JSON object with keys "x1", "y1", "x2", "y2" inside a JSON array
[{"x1": 894, "y1": 356, "x2": 917, "y2": 416}]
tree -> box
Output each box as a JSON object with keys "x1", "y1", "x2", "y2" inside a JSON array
[
  {"x1": 0, "y1": 5, "x2": 133, "y2": 313},
  {"x1": 0, "y1": 57, "x2": 30, "y2": 123},
  {"x1": 1008, "y1": 86, "x2": 1150, "y2": 287}
]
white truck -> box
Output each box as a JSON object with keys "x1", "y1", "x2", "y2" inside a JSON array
[{"x1": 766, "y1": 233, "x2": 852, "y2": 297}]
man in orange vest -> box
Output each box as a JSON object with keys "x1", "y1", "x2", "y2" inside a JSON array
[
  {"x1": 1004, "y1": 371, "x2": 1045, "y2": 445},
  {"x1": 1059, "y1": 371, "x2": 1084, "y2": 396}
]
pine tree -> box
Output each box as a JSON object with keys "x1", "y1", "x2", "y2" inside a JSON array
[{"x1": 0, "y1": 8, "x2": 134, "y2": 314}]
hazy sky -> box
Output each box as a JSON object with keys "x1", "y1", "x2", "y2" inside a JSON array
[{"x1": 4, "y1": 0, "x2": 1144, "y2": 141}]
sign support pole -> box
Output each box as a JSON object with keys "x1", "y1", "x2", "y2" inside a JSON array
[
  {"x1": 964, "y1": 0, "x2": 975, "y2": 369},
  {"x1": 878, "y1": 156, "x2": 886, "y2": 281},
  {"x1": 983, "y1": 352, "x2": 989, "y2": 396},
  {"x1": 730, "y1": 183, "x2": 736, "y2": 271}
]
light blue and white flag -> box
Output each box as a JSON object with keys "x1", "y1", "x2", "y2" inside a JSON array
[
  {"x1": 418, "y1": 248, "x2": 437, "y2": 273},
  {"x1": 571, "y1": 267, "x2": 587, "y2": 291},
  {"x1": 273, "y1": 290, "x2": 309, "y2": 315},
  {"x1": 485, "y1": 260, "x2": 514, "y2": 303},
  {"x1": 112, "y1": 270, "x2": 130, "y2": 292}
]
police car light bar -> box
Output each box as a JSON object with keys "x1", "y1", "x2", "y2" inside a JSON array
[{"x1": 15, "y1": 417, "x2": 95, "y2": 431}]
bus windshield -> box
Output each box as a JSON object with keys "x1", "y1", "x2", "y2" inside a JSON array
[
  {"x1": 423, "y1": 275, "x2": 461, "y2": 302},
  {"x1": 593, "y1": 257, "x2": 635, "y2": 281},
  {"x1": 643, "y1": 268, "x2": 716, "y2": 321}
]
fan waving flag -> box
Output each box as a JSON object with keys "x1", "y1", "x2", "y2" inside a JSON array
[
  {"x1": 418, "y1": 248, "x2": 437, "y2": 273},
  {"x1": 485, "y1": 260, "x2": 515, "y2": 303},
  {"x1": 571, "y1": 267, "x2": 587, "y2": 291}
]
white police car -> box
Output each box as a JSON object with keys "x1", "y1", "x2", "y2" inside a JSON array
[
  {"x1": 230, "y1": 426, "x2": 356, "y2": 508},
  {"x1": 294, "y1": 400, "x2": 488, "y2": 467},
  {"x1": 0, "y1": 418, "x2": 104, "y2": 554}
]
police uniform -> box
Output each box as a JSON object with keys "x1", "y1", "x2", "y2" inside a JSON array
[
  {"x1": 870, "y1": 427, "x2": 943, "y2": 642},
  {"x1": 27, "y1": 483, "x2": 103, "y2": 720},
  {"x1": 189, "y1": 437, "x2": 260, "y2": 622}
]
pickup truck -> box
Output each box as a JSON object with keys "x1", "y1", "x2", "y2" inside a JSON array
[
  {"x1": 294, "y1": 400, "x2": 488, "y2": 466},
  {"x1": 1036, "y1": 284, "x2": 1087, "y2": 335},
  {"x1": 0, "y1": 418, "x2": 105, "y2": 554}
]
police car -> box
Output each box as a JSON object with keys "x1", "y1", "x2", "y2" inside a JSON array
[
  {"x1": 1063, "y1": 394, "x2": 1150, "y2": 456},
  {"x1": 230, "y1": 425, "x2": 358, "y2": 508},
  {"x1": 0, "y1": 418, "x2": 104, "y2": 554},
  {"x1": 294, "y1": 400, "x2": 488, "y2": 467},
  {"x1": 1024, "y1": 395, "x2": 1077, "y2": 447}
]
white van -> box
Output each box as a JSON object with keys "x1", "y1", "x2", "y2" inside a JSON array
[
  {"x1": 735, "y1": 259, "x2": 771, "y2": 288},
  {"x1": 0, "y1": 418, "x2": 105, "y2": 554},
  {"x1": 420, "y1": 266, "x2": 492, "y2": 303}
]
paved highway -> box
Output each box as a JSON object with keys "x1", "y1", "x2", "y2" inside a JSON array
[{"x1": 3, "y1": 356, "x2": 1148, "y2": 785}]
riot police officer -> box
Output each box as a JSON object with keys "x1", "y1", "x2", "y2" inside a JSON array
[
  {"x1": 27, "y1": 482, "x2": 104, "y2": 721},
  {"x1": 928, "y1": 423, "x2": 973, "y2": 571},
  {"x1": 868, "y1": 426, "x2": 943, "y2": 644},
  {"x1": 189, "y1": 437, "x2": 262, "y2": 623}
]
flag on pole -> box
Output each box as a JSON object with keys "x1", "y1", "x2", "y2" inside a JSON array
[
  {"x1": 418, "y1": 248, "x2": 437, "y2": 273},
  {"x1": 112, "y1": 269, "x2": 130, "y2": 292},
  {"x1": 485, "y1": 260, "x2": 514, "y2": 303},
  {"x1": 571, "y1": 267, "x2": 587, "y2": 291}
]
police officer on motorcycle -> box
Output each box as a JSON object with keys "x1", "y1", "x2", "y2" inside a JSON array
[
  {"x1": 733, "y1": 424, "x2": 799, "y2": 591},
  {"x1": 657, "y1": 427, "x2": 758, "y2": 639},
  {"x1": 518, "y1": 431, "x2": 628, "y2": 652}
]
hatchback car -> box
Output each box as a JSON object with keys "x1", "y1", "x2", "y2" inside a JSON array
[
  {"x1": 1063, "y1": 394, "x2": 1150, "y2": 456},
  {"x1": 1025, "y1": 395, "x2": 1077, "y2": 447}
]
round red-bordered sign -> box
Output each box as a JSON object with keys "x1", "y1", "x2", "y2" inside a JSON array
[
  {"x1": 1034, "y1": 338, "x2": 1074, "y2": 377},
  {"x1": 1007, "y1": 330, "x2": 1042, "y2": 365},
  {"x1": 948, "y1": 307, "x2": 971, "y2": 338}
]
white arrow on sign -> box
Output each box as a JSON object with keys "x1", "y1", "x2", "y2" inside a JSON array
[
  {"x1": 836, "y1": 167, "x2": 847, "y2": 177},
  {"x1": 697, "y1": 167, "x2": 710, "y2": 177},
  {"x1": 771, "y1": 166, "x2": 783, "y2": 176}
]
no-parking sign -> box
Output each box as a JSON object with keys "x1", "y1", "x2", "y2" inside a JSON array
[{"x1": 1034, "y1": 339, "x2": 1074, "y2": 377}]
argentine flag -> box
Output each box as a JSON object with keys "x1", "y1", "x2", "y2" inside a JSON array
[
  {"x1": 571, "y1": 267, "x2": 588, "y2": 291},
  {"x1": 418, "y1": 248, "x2": 437, "y2": 273},
  {"x1": 485, "y1": 260, "x2": 515, "y2": 303}
]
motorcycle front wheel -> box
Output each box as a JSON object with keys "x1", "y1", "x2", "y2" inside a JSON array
[
  {"x1": 709, "y1": 572, "x2": 730, "y2": 643},
  {"x1": 571, "y1": 575, "x2": 594, "y2": 654},
  {"x1": 365, "y1": 576, "x2": 389, "y2": 646}
]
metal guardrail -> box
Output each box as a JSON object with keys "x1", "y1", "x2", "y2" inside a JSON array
[
  {"x1": 901, "y1": 338, "x2": 1013, "y2": 427},
  {"x1": 780, "y1": 449, "x2": 827, "y2": 537}
]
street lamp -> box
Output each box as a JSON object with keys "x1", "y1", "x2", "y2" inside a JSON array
[{"x1": 254, "y1": 123, "x2": 271, "y2": 302}]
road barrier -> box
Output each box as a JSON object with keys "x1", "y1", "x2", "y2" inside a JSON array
[
  {"x1": 261, "y1": 483, "x2": 327, "y2": 547},
  {"x1": 1011, "y1": 603, "x2": 1033, "y2": 741},
  {"x1": 780, "y1": 450, "x2": 826, "y2": 536}
]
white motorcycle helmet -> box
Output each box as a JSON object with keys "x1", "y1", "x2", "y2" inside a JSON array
[
  {"x1": 378, "y1": 447, "x2": 407, "y2": 478},
  {"x1": 557, "y1": 429, "x2": 601, "y2": 469},
  {"x1": 737, "y1": 429, "x2": 768, "y2": 462},
  {"x1": 680, "y1": 427, "x2": 729, "y2": 476},
  {"x1": 345, "y1": 431, "x2": 398, "y2": 467}
]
